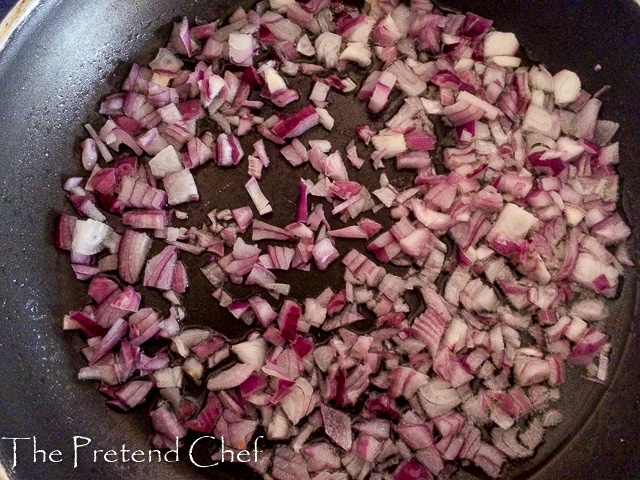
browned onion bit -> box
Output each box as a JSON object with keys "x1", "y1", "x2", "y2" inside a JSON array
[{"x1": 55, "y1": 0, "x2": 633, "y2": 478}]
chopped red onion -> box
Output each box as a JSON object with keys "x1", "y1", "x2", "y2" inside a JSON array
[
  {"x1": 252, "y1": 220, "x2": 294, "y2": 241},
  {"x1": 89, "y1": 318, "x2": 129, "y2": 365},
  {"x1": 312, "y1": 237, "x2": 340, "y2": 271},
  {"x1": 143, "y1": 246, "x2": 178, "y2": 290},
  {"x1": 321, "y1": 404, "x2": 353, "y2": 451},
  {"x1": 118, "y1": 176, "x2": 168, "y2": 210},
  {"x1": 272, "y1": 104, "x2": 320, "y2": 139},
  {"x1": 122, "y1": 209, "x2": 170, "y2": 230},
  {"x1": 57, "y1": 3, "x2": 634, "y2": 479},
  {"x1": 84, "y1": 124, "x2": 113, "y2": 162},
  {"x1": 217, "y1": 133, "x2": 245, "y2": 167},
  {"x1": 118, "y1": 230, "x2": 152, "y2": 284},
  {"x1": 368, "y1": 71, "x2": 397, "y2": 113}
]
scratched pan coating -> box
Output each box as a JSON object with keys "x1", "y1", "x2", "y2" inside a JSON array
[{"x1": 0, "y1": 1, "x2": 638, "y2": 479}]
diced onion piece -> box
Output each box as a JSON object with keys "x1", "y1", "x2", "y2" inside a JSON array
[
  {"x1": 207, "y1": 363, "x2": 255, "y2": 390},
  {"x1": 339, "y1": 42, "x2": 372, "y2": 67},
  {"x1": 315, "y1": 32, "x2": 342, "y2": 68},
  {"x1": 553, "y1": 69, "x2": 581, "y2": 105},
  {"x1": 72, "y1": 219, "x2": 110, "y2": 256},
  {"x1": 262, "y1": 64, "x2": 288, "y2": 94},
  {"x1": 296, "y1": 34, "x2": 315, "y2": 56},
  {"x1": 371, "y1": 130, "x2": 407, "y2": 158},
  {"x1": 229, "y1": 33, "x2": 257, "y2": 66},
  {"x1": 316, "y1": 108, "x2": 334, "y2": 130},
  {"x1": 484, "y1": 31, "x2": 519, "y2": 56},
  {"x1": 491, "y1": 56, "x2": 522, "y2": 68},
  {"x1": 488, "y1": 203, "x2": 539, "y2": 242},
  {"x1": 149, "y1": 146, "x2": 183, "y2": 178},
  {"x1": 232, "y1": 338, "x2": 268, "y2": 370},
  {"x1": 245, "y1": 177, "x2": 272, "y2": 215},
  {"x1": 163, "y1": 169, "x2": 199, "y2": 205},
  {"x1": 457, "y1": 91, "x2": 501, "y2": 120}
]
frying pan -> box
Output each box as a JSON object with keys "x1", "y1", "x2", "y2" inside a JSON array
[{"x1": 0, "y1": 1, "x2": 638, "y2": 479}]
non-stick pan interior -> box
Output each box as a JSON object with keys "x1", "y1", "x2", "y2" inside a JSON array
[{"x1": 0, "y1": 1, "x2": 638, "y2": 479}]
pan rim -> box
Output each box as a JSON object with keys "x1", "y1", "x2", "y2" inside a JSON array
[{"x1": 0, "y1": 0, "x2": 41, "y2": 53}]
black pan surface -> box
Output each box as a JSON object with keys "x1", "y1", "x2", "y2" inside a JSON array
[{"x1": 0, "y1": 1, "x2": 638, "y2": 479}]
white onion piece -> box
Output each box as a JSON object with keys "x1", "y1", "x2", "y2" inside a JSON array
[
  {"x1": 339, "y1": 42, "x2": 372, "y2": 67},
  {"x1": 149, "y1": 48, "x2": 184, "y2": 73},
  {"x1": 371, "y1": 130, "x2": 406, "y2": 158},
  {"x1": 315, "y1": 107, "x2": 334, "y2": 130},
  {"x1": 245, "y1": 177, "x2": 272, "y2": 215},
  {"x1": 483, "y1": 31, "x2": 519, "y2": 56},
  {"x1": 72, "y1": 219, "x2": 110, "y2": 255},
  {"x1": 529, "y1": 65, "x2": 554, "y2": 92},
  {"x1": 163, "y1": 169, "x2": 199, "y2": 205},
  {"x1": 487, "y1": 203, "x2": 539, "y2": 242},
  {"x1": 81, "y1": 138, "x2": 98, "y2": 171},
  {"x1": 553, "y1": 69, "x2": 581, "y2": 105},
  {"x1": 207, "y1": 363, "x2": 254, "y2": 390},
  {"x1": 228, "y1": 33, "x2": 257, "y2": 67},
  {"x1": 315, "y1": 32, "x2": 342, "y2": 68},
  {"x1": 232, "y1": 338, "x2": 268, "y2": 370},
  {"x1": 148, "y1": 146, "x2": 183, "y2": 178},
  {"x1": 296, "y1": 34, "x2": 315, "y2": 56}
]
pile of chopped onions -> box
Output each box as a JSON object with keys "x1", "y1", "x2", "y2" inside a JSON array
[{"x1": 56, "y1": 0, "x2": 633, "y2": 478}]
